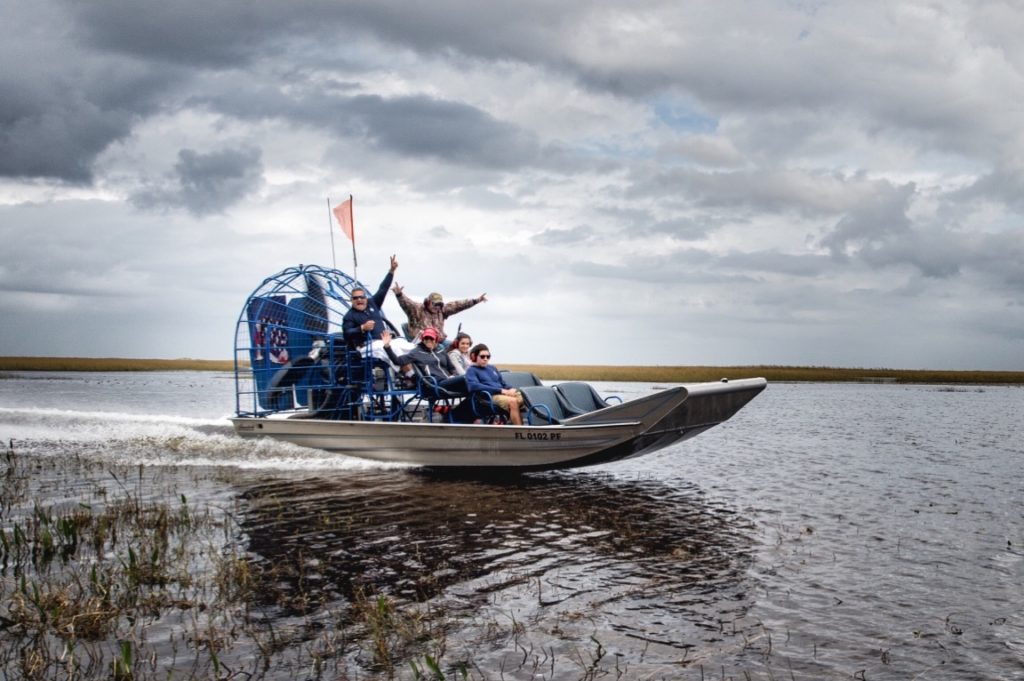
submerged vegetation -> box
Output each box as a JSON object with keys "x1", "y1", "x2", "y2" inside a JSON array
[
  {"x1": 0, "y1": 448, "x2": 461, "y2": 680},
  {"x1": 1, "y1": 356, "x2": 1022, "y2": 384},
  {"x1": 5, "y1": 446, "x2": 710, "y2": 680}
]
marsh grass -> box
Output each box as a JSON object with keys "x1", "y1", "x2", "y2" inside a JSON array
[
  {"x1": 0, "y1": 357, "x2": 236, "y2": 372},
  {"x1": 1, "y1": 449, "x2": 542, "y2": 680},
  {"x1": 3, "y1": 356, "x2": 1023, "y2": 384},
  {"x1": 1, "y1": 447, "x2": 698, "y2": 679},
  {"x1": 0, "y1": 451, "x2": 266, "y2": 680}
]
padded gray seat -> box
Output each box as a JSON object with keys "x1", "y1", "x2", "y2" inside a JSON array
[
  {"x1": 500, "y1": 370, "x2": 544, "y2": 389},
  {"x1": 519, "y1": 386, "x2": 570, "y2": 425},
  {"x1": 553, "y1": 382, "x2": 611, "y2": 415}
]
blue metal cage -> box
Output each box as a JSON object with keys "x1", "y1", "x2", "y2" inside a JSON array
[{"x1": 233, "y1": 264, "x2": 364, "y2": 417}]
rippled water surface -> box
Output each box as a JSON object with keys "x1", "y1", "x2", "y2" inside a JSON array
[{"x1": 1, "y1": 371, "x2": 1022, "y2": 679}]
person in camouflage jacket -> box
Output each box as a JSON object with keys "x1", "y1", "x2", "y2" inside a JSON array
[{"x1": 391, "y1": 283, "x2": 486, "y2": 344}]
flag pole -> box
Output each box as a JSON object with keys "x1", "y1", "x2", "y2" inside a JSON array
[
  {"x1": 326, "y1": 198, "x2": 337, "y2": 269},
  {"x1": 348, "y1": 194, "x2": 358, "y2": 283}
]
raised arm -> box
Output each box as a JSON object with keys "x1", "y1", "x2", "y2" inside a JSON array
[
  {"x1": 371, "y1": 271, "x2": 395, "y2": 307},
  {"x1": 392, "y1": 284, "x2": 419, "y2": 318},
  {"x1": 443, "y1": 293, "x2": 486, "y2": 317}
]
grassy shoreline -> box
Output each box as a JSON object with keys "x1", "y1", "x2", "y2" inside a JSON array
[{"x1": 1, "y1": 356, "x2": 1022, "y2": 384}]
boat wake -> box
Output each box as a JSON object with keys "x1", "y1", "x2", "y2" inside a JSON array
[{"x1": 0, "y1": 406, "x2": 406, "y2": 471}]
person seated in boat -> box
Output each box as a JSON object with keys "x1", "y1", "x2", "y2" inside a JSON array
[
  {"x1": 447, "y1": 332, "x2": 473, "y2": 376},
  {"x1": 381, "y1": 327, "x2": 466, "y2": 394},
  {"x1": 342, "y1": 255, "x2": 416, "y2": 376},
  {"x1": 464, "y1": 343, "x2": 524, "y2": 425},
  {"x1": 390, "y1": 283, "x2": 486, "y2": 348}
]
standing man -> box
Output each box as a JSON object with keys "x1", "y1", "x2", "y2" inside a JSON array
[{"x1": 391, "y1": 283, "x2": 487, "y2": 345}]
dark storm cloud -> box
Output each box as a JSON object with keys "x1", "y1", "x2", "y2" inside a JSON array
[
  {"x1": 0, "y1": 78, "x2": 131, "y2": 182},
  {"x1": 62, "y1": 0, "x2": 570, "y2": 69},
  {"x1": 347, "y1": 95, "x2": 540, "y2": 168},
  {"x1": 197, "y1": 84, "x2": 541, "y2": 170},
  {"x1": 131, "y1": 147, "x2": 264, "y2": 217},
  {"x1": 65, "y1": 2, "x2": 297, "y2": 68},
  {"x1": 0, "y1": 2, "x2": 176, "y2": 182}
]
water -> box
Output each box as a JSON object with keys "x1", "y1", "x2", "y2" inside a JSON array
[{"x1": 1, "y1": 371, "x2": 1022, "y2": 679}]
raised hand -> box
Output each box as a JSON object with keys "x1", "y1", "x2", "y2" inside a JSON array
[{"x1": 389, "y1": 254, "x2": 399, "y2": 272}]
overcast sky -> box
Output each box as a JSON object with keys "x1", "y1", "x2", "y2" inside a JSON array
[{"x1": 2, "y1": 1, "x2": 1022, "y2": 369}]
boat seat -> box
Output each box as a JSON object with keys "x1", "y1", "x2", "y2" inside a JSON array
[
  {"x1": 519, "y1": 386, "x2": 570, "y2": 425},
  {"x1": 465, "y1": 391, "x2": 508, "y2": 424},
  {"x1": 499, "y1": 370, "x2": 544, "y2": 389},
  {"x1": 553, "y1": 382, "x2": 613, "y2": 415},
  {"x1": 404, "y1": 371, "x2": 464, "y2": 422}
]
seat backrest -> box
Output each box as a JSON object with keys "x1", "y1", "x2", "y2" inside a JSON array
[
  {"x1": 553, "y1": 382, "x2": 609, "y2": 414},
  {"x1": 519, "y1": 386, "x2": 568, "y2": 425},
  {"x1": 500, "y1": 370, "x2": 544, "y2": 389}
]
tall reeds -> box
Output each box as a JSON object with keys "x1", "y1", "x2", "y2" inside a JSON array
[{"x1": 2, "y1": 356, "x2": 1022, "y2": 383}]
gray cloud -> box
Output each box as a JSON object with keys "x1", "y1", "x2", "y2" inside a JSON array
[
  {"x1": 131, "y1": 147, "x2": 264, "y2": 217},
  {"x1": 190, "y1": 83, "x2": 543, "y2": 171},
  {"x1": 819, "y1": 182, "x2": 914, "y2": 259},
  {"x1": 533, "y1": 225, "x2": 595, "y2": 246},
  {"x1": 348, "y1": 95, "x2": 541, "y2": 169},
  {"x1": 954, "y1": 164, "x2": 1024, "y2": 211},
  {"x1": 0, "y1": 5, "x2": 173, "y2": 182},
  {"x1": 2, "y1": 0, "x2": 1023, "y2": 369}
]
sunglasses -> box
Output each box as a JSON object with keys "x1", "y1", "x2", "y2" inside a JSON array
[
  {"x1": 478, "y1": 354, "x2": 491, "y2": 359},
  {"x1": 351, "y1": 295, "x2": 367, "y2": 301}
]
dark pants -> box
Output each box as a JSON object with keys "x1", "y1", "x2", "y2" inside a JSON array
[{"x1": 438, "y1": 375, "x2": 467, "y2": 395}]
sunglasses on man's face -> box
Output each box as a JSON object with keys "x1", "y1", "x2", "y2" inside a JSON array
[
  {"x1": 351, "y1": 295, "x2": 367, "y2": 301},
  {"x1": 478, "y1": 354, "x2": 491, "y2": 360}
]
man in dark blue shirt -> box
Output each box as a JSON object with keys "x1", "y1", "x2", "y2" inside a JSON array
[
  {"x1": 343, "y1": 255, "x2": 398, "y2": 348},
  {"x1": 342, "y1": 255, "x2": 417, "y2": 372}
]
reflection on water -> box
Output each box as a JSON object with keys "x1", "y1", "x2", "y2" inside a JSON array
[{"x1": 237, "y1": 469, "x2": 755, "y2": 668}]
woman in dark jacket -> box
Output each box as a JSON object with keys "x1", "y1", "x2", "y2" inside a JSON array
[{"x1": 382, "y1": 327, "x2": 465, "y2": 393}]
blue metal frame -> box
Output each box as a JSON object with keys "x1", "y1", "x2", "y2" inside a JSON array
[
  {"x1": 234, "y1": 264, "x2": 427, "y2": 422},
  {"x1": 233, "y1": 265, "x2": 622, "y2": 423}
]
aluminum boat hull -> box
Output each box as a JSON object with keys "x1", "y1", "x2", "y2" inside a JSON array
[{"x1": 231, "y1": 378, "x2": 766, "y2": 470}]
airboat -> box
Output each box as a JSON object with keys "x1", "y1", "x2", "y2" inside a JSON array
[{"x1": 231, "y1": 265, "x2": 766, "y2": 470}]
